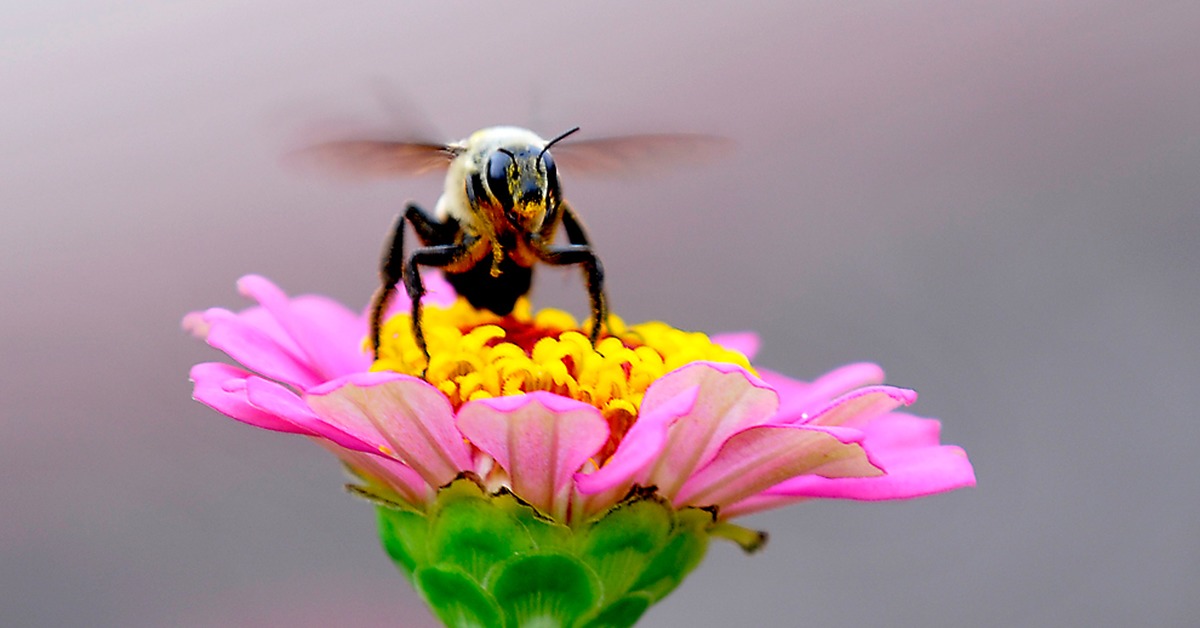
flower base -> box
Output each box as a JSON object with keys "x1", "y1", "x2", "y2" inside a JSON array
[{"x1": 372, "y1": 476, "x2": 758, "y2": 628}]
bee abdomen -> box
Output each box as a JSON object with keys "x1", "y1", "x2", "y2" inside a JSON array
[{"x1": 445, "y1": 256, "x2": 533, "y2": 316}]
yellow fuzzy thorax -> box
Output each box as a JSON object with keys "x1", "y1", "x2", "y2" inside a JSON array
[{"x1": 371, "y1": 298, "x2": 752, "y2": 457}]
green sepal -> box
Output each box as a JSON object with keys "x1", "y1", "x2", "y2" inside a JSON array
[
  {"x1": 376, "y1": 506, "x2": 428, "y2": 578},
  {"x1": 414, "y1": 565, "x2": 503, "y2": 628},
  {"x1": 579, "y1": 491, "x2": 673, "y2": 600},
  {"x1": 487, "y1": 552, "x2": 600, "y2": 628},
  {"x1": 492, "y1": 487, "x2": 573, "y2": 549},
  {"x1": 373, "y1": 479, "x2": 728, "y2": 627},
  {"x1": 628, "y1": 507, "x2": 713, "y2": 601},
  {"x1": 580, "y1": 593, "x2": 652, "y2": 628},
  {"x1": 428, "y1": 481, "x2": 536, "y2": 581},
  {"x1": 709, "y1": 521, "x2": 769, "y2": 553}
]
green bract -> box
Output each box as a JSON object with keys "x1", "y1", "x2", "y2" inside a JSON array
[{"x1": 373, "y1": 476, "x2": 762, "y2": 628}]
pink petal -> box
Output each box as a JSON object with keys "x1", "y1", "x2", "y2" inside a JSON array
[
  {"x1": 331, "y1": 446, "x2": 431, "y2": 506},
  {"x1": 639, "y1": 362, "x2": 779, "y2": 499},
  {"x1": 755, "y1": 413, "x2": 976, "y2": 501},
  {"x1": 764, "y1": 362, "x2": 888, "y2": 424},
  {"x1": 717, "y1": 492, "x2": 812, "y2": 519},
  {"x1": 377, "y1": 270, "x2": 458, "y2": 320},
  {"x1": 305, "y1": 373, "x2": 472, "y2": 488},
  {"x1": 711, "y1": 332, "x2": 760, "y2": 361},
  {"x1": 243, "y1": 376, "x2": 379, "y2": 455},
  {"x1": 190, "y1": 362, "x2": 312, "y2": 434},
  {"x1": 238, "y1": 275, "x2": 371, "y2": 380},
  {"x1": 573, "y1": 385, "x2": 699, "y2": 495},
  {"x1": 199, "y1": 307, "x2": 325, "y2": 389},
  {"x1": 457, "y1": 392, "x2": 608, "y2": 520},
  {"x1": 674, "y1": 424, "x2": 880, "y2": 508},
  {"x1": 804, "y1": 385, "x2": 917, "y2": 428}
]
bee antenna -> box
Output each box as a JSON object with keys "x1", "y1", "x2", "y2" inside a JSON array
[{"x1": 539, "y1": 126, "x2": 580, "y2": 163}]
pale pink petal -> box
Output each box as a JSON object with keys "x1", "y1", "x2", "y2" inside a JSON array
[
  {"x1": 764, "y1": 362, "x2": 888, "y2": 424},
  {"x1": 190, "y1": 362, "x2": 312, "y2": 434},
  {"x1": 804, "y1": 385, "x2": 917, "y2": 428},
  {"x1": 305, "y1": 373, "x2": 472, "y2": 487},
  {"x1": 755, "y1": 413, "x2": 976, "y2": 501},
  {"x1": 718, "y1": 492, "x2": 812, "y2": 520},
  {"x1": 673, "y1": 424, "x2": 880, "y2": 508},
  {"x1": 331, "y1": 446, "x2": 431, "y2": 506},
  {"x1": 711, "y1": 332, "x2": 760, "y2": 361},
  {"x1": 238, "y1": 275, "x2": 371, "y2": 379},
  {"x1": 457, "y1": 392, "x2": 608, "y2": 520},
  {"x1": 640, "y1": 362, "x2": 779, "y2": 498},
  {"x1": 243, "y1": 376, "x2": 379, "y2": 455},
  {"x1": 572, "y1": 385, "x2": 699, "y2": 496}
]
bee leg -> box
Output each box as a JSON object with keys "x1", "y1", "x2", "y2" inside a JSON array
[
  {"x1": 536, "y1": 244, "x2": 606, "y2": 345},
  {"x1": 369, "y1": 214, "x2": 409, "y2": 360},
  {"x1": 553, "y1": 203, "x2": 609, "y2": 344},
  {"x1": 369, "y1": 203, "x2": 456, "y2": 359},
  {"x1": 403, "y1": 239, "x2": 477, "y2": 373}
]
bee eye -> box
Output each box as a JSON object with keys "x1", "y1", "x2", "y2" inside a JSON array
[
  {"x1": 541, "y1": 151, "x2": 559, "y2": 203},
  {"x1": 486, "y1": 151, "x2": 514, "y2": 209}
]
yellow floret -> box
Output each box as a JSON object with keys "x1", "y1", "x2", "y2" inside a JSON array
[{"x1": 371, "y1": 297, "x2": 753, "y2": 416}]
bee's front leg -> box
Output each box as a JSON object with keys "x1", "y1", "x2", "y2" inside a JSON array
[
  {"x1": 541, "y1": 203, "x2": 608, "y2": 344},
  {"x1": 369, "y1": 203, "x2": 456, "y2": 359},
  {"x1": 535, "y1": 243, "x2": 606, "y2": 345}
]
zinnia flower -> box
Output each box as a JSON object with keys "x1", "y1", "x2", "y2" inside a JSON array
[{"x1": 186, "y1": 274, "x2": 974, "y2": 627}]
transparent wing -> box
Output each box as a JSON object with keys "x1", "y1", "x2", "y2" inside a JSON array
[
  {"x1": 290, "y1": 140, "x2": 456, "y2": 180},
  {"x1": 552, "y1": 133, "x2": 734, "y2": 177}
]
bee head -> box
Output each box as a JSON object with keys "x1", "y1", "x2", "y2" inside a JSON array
[
  {"x1": 463, "y1": 126, "x2": 578, "y2": 232},
  {"x1": 483, "y1": 146, "x2": 559, "y2": 231}
]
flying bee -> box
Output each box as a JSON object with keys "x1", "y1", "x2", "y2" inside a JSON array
[{"x1": 300, "y1": 125, "x2": 730, "y2": 366}]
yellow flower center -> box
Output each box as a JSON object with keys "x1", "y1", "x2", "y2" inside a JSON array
[{"x1": 371, "y1": 298, "x2": 752, "y2": 460}]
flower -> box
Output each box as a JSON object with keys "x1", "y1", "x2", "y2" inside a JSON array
[{"x1": 186, "y1": 275, "x2": 974, "y2": 627}]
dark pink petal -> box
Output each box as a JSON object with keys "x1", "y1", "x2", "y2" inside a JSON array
[
  {"x1": 674, "y1": 424, "x2": 880, "y2": 509},
  {"x1": 573, "y1": 385, "x2": 699, "y2": 495},
  {"x1": 243, "y1": 376, "x2": 380, "y2": 455},
  {"x1": 305, "y1": 373, "x2": 471, "y2": 488},
  {"x1": 238, "y1": 275, "x2": 371, "y2": 380},
  {"x1": 805, "y1": 385, "x2": 917, "y2": 428},
  {"x1": 711, "y1": 332, "x2": 760, "y2": 361},
  {"x1": 377, "y1": 270, "x2": 459, "y2": 321},
  {"x1": 199, "y1": 307, "x2": 325, "y2": 389},
  {"x1": 639, "y1": 362, "x2": 779, "y2": 499},
  {"x1": 754, "y1": 413, "x2": 976, "y2": 502},
  {"x1": 756, "y1": 368, "x2": 812, "y2": 421},
  {"x1": 189, "y1": 362, "x2": 313, "y2": 434},
  {"x1": 458, "y1": 392, "x2": 608, "y2": 520},
  {"x1": 765, "y1": 362, "x2": 888, "y2": 424},
  {"x1": 187, "y1": 304, "x2": 301, "y2": 355}
]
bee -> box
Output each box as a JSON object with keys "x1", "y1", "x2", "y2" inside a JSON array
[{"x1": 301, "y1": 125, "x2": 729, "y2": 366}]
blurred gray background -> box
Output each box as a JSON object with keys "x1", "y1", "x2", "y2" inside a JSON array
[{"x1": 3, "y1": 2, "x2": 1197, "y2": 626}]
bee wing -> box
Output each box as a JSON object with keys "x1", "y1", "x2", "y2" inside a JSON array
[
  {"x1": 551, "y1": 133, "x2": 734, "y2": 177},
  {"x1": 290, "y1": 140, "x2": 457, "y2": 180}
]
